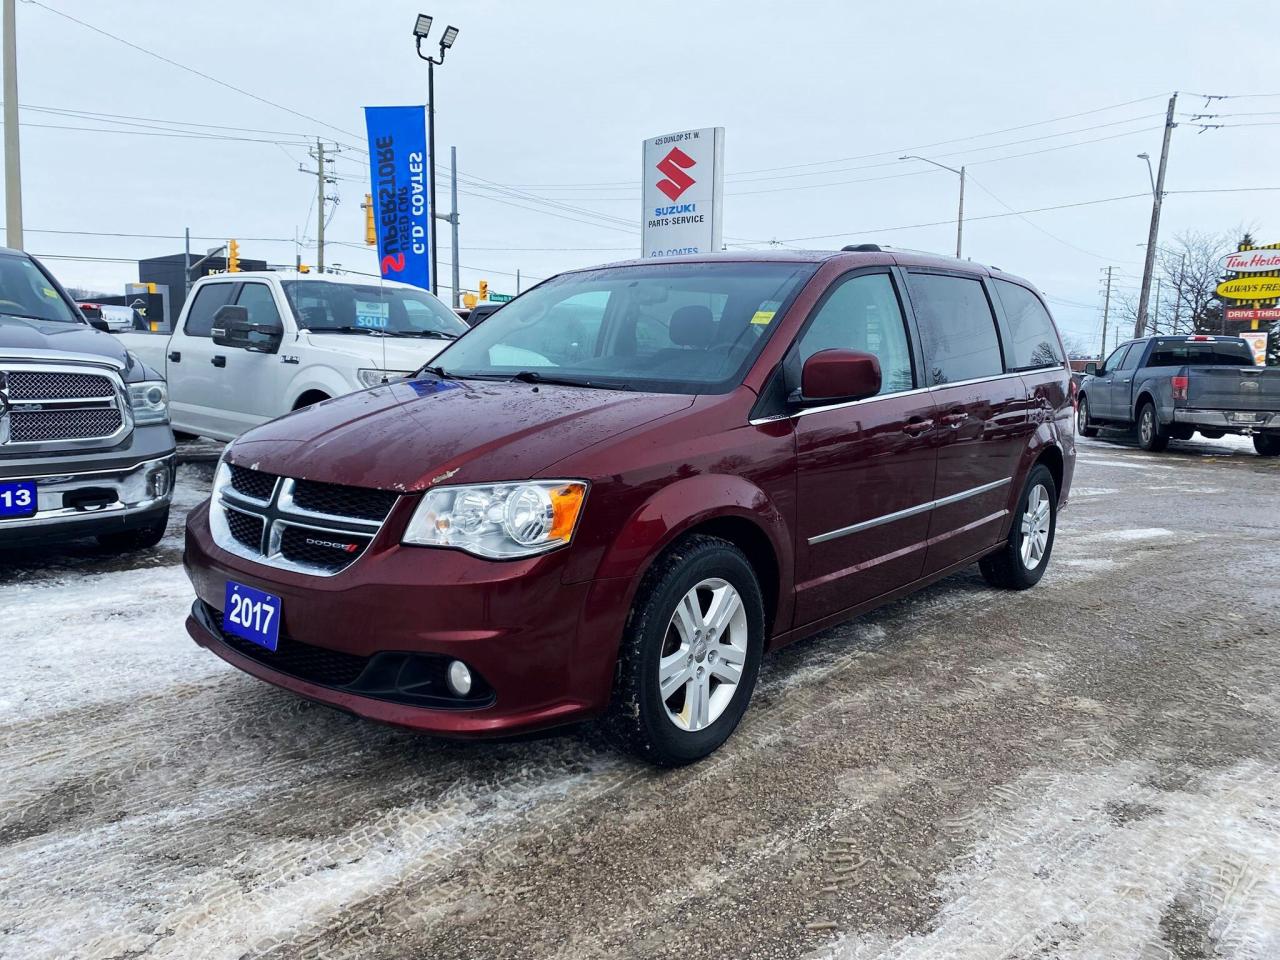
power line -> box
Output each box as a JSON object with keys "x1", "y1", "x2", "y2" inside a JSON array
[
  {"x1": 23, "y1": 0, "x2": 363, "y2": 142},
  {"x1": 16, "y1": 120, "x2": 311, "y2": 146}
]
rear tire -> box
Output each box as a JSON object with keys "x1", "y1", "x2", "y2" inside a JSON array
[
  {"x1": 1255, "y1": 434, "x2": 1280, "y2": 457},
  {"x1": 1136, "y1": 400, "x2": 1169, "y2": 452},
  {"x1": 96, "y1": 513, "x2": 168, "y2": 552},
  {"x1": 979, "y1": 465, "x2": 1057, "y2": 591},
  {"x1": 604, "y1": 535, "x2": 764, "y2": 766},
  {"x1": 1076, "y1": 396, "x2": 1099, "y2": 437}
]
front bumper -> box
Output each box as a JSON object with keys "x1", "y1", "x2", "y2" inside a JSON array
[
  {"x1": 0, "y1": 452, "x2": 175, "y2": 545},
  {"x1": 183, "y1": 502, "x2": 632, "y2": 737},
  {"x1": 1173, "y1": 409, "x2": 1280, "y2": 434}
]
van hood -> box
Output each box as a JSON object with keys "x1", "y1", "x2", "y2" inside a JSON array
[
  {"x1": 0, "y1": 314, "x2": 129, "y2": 367},
  {"x1": 227, "y1": 376, "x2": 695, "y2": 491}
]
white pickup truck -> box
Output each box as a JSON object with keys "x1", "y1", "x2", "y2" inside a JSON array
[{"x1": 117, "y1": 271, "x2": 468, "y2": 441}]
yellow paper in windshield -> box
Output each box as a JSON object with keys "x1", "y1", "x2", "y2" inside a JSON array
[
  {"x1": 41, "y1": 286, "x2": 58, "y2": 298},
  {"x1": 750, "y1": 310, "x2": 775, "y2": 326}
]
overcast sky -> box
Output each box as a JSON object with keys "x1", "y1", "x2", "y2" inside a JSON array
[{"x1": 3, "y1": 0, "x2": 1275, "y2": 352}]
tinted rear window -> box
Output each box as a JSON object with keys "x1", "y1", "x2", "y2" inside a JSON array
[
  {"x1": 1147, "y1": 341, "x2": 1255, "y2": 367},
  {"x1": 908, "y1": 273, "x2": 1004, "y2": 386},
  {"x1": 994, "y1": 279, "x2": 1063, "y2": 370}
]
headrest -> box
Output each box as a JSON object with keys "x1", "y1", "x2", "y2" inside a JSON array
[{"x1": 669, "y1": 305, "x2": 714, "y2": 348}]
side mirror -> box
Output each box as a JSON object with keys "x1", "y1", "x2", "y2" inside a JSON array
[
  {"x1": 87, "y1": 317, "x2": 111, "y2": 333},
  {"x1": 798, "y1": 349, "x2": 882, "y2": 403},
  {"x1": 1083, "y1": 361, "x2": 1098, "y2": 376},
  {"x1": 211, "y1": 304, "x2": 283, "y2": 354}
]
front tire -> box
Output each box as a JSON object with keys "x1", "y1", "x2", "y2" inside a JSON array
[
  {"x1": 96, "y1": 513, "x2": 168, "y2": 552},
  {"x1": 605, "y1": 535, "x2": 764, "y2": 766},
  {"x1": 979, "y1": 465, "x2": 1057, "y2": 590},
  {"x1": 1255, "y1": 434, "x2": 1280, "y2": 457},
  {"x1": 1136, "y1": 400, "x2": 1169, "y2": 452},
  {"x1": 1076, "y1": 396, "x2": 1099, "y2": 437}
]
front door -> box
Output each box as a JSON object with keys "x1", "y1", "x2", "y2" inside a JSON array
[
  {"x1": 216, "y1": 281, "x2": 287, "y2": 436},
  {"x1": 793, "y1": 270, "x2": 938, "y2": 627},
  {"x1": 903, "y1": 270, "x2": 1031, "y2": 574},
  {"x1": 1091, "y1": 342, "x2": 1131, "y2": 420},
  {"x1": 168, "y1": 281, "x2": 237, "y2": 438}
]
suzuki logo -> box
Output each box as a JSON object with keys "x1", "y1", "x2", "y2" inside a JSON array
[{"x1": 656, "y1": 147, "x2": 696, "y2": 202}]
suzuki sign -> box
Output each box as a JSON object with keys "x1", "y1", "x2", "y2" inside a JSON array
[{"x1": 642, "y1": 127, "x2": 724, "y2": 258}]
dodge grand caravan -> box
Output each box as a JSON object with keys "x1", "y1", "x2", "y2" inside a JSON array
[{"x1": 184, "y1": 247, "x2": 1075, "y2": 764}]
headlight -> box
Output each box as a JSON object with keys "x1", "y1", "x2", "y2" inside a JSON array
[
  {"x1": 402, "y1": 480, "x2": 588, "y2": 559},
  {"x1": 129, "y1": 379, "x2": 169, "y2": 425},
  {"x1": 357, "y1": 368, "x2": 412, "y2": 389}
]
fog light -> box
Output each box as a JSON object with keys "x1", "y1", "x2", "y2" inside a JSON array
[
  {"x1": 446, "y1": 660, "x2": 473, "y2": 697},
  {"x1": 147, "y1": 466, "x2": 172, "y2": 499}
]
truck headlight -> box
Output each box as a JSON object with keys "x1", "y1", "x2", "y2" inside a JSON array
[
  {"x1": 357, "y1": 368, "x2": 412, "y2": 388},
  {"x1": 129, "y1": 380, "x2": 169, "y2": 425},
  {"x1": 402, "y1": 480, "x2": 588, "y2": 559}
]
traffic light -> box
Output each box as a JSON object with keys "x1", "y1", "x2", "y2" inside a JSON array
[
  {"x1": 463, "y1": 292, "x2": 478, "y2": 309},
  {"x1": 297, "y1": 263, "x2": 311, "y2": 274},
  {"x1": 363, "y1": 194, "x2": 376, "y2": 246},
  {"x1": 227, "y1": 239, "x2": 241, "y2": 273},
  {"x1": 479, "y1": 279, "x2": 489, "y2": 301}
]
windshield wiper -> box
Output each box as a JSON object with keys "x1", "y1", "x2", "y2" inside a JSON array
[
  {"x1": 307, "y1": 325, "x2": 390, "y2": 337},
  {"x1": 509, "y1": 370, "x2": 624, "y2": 390},
  {"x1": 394, "y1": 329, "x2": 458, "y2": 340},
  {"x1": 0, "y1": 311, "x2": 58, "y2": 322}
]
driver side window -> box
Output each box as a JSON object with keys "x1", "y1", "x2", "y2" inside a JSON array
[
  {"x1": 1102, "y1": 344, "x2": 1129, "y2": 373},
  {"x1": 795, "y1": 273, "x2": 915, "y2": 396}
]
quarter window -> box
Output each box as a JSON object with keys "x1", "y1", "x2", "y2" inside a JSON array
[
  {"x1": 908, "y1": 273, "x2": 1004, "y2": 386},
  {"x1": 795, "y1": 273, "x2": 915, "y2": 395},
  {"x1": 184, "y1": 283, "x2": 236, "y2": 338},
  {"x1": 994, "y1": 280, "x2": 1063, "y2": 370},
  {"x1": 1118, "y1": 341, "x2": 1145, "y2": 370}
]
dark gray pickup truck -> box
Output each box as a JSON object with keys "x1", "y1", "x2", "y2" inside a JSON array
[
  {"x1": 1077, "y1": 335, "x2": 1280, "y2": 455},
  {"x1": 0, "y1": 247, "x2": 176, "y2": 550}
]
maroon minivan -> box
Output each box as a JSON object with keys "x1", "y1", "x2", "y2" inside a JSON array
[{"x1": 184, "y1": 247, "x2": 1075, "y2": 764}]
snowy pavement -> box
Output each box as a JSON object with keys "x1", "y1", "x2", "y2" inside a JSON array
[{"x1": 1, "y1": 436, "x2": 1278, "y2": 959}]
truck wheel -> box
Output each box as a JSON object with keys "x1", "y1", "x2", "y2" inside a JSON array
[
  {"x1": 1076, "y1": 396, "x2": 1099, "y2": 437},
  {"x1": 980, "y1": 465, "x2": 1057, "y2": 591},
  {"x1": 96, "y1": 513, "x2": 168, "y2": 552},
  {"x1": 604, "y1": 535, "x2": 764, "y2": 766},
  {"x1": 1136, "y1": 400, "x2": 1169, "y2": 452},
  {"x1": 1255, "y1": 435, "x2": 1280, "y2": 457}
]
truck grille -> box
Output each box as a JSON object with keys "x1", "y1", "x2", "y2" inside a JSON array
[
  {"x1": 8, "y1": 371, "x2": 115, "y2": 400},
  {"x1": 0, "y1": 364, "x2": 127, "y2": 447},
  {"x1": 211, "y1": 464, "x2": 397, "y2": 576},
  {"x1": 9, "y1": 408, "x2": 123, "y2": 442}
]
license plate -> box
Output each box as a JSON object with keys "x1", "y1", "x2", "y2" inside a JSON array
[
  {"x1": 0, "y1": 481, "x2": 37, "y2": 519},
  {"x1": 1229, "y1": 411, "x2": 1263, "y2": 423},
  {"x1": 223, "y1": 581, "x2": 281, "y2": 652}
]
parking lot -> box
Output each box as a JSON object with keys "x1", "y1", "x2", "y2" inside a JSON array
[{"x1": 2, "y1": 434, "x2": 1278, "y2": 960}]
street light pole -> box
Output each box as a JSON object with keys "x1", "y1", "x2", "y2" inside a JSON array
[
  {"x1": 413, "y1": 16, "x2": 459, "y2": 299},
  {"x1": 901, "y1": 155, "x2": 965, "y2": 258}
]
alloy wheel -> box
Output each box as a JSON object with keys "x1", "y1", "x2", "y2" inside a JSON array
[
  {"x1": 1140, "y1": 408, "x2": 1154, "y2": 445},
  {"x1": 1020, "y1": 483, "x2": 1052, "y2": 570},
  {"x1": 1077, "y1": 400, "x2": 1089, "y2": 433},
  {"x1": 658, "y1": 578, "x2": 749, "y2": 732}
]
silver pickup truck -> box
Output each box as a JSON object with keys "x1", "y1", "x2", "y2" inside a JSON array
[
  {"x1": 1077, "y1": 335, "x2": 1280, "y2": 455},
  {"x1": 0, "y1": 248, "x2": 176, "y2": 551}
]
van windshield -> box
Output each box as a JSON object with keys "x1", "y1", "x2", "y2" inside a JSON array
[
  {"x1": 428, "y1": 261, "x2": 816, "y2": 394},
  {"x1": 283, "y1": 280, "x2": 468, "y2": 340},
  {"x1": 0, "y1": 254, "x2": 79, "y2": 323}
]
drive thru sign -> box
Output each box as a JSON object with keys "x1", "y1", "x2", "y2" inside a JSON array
[{"x1": 642, "y1": 127, "x2": 724, "y2": 258}]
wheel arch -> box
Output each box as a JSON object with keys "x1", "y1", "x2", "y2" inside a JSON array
[
  {"x1": 1134, "y1": 390, "x2": 1158, "y2": 423},
  {"x1": 292, "y1": 388, "x2": 332, "y2": 410}
]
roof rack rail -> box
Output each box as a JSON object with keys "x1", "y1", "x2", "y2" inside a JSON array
[{"x1": 840, "y1": 243, "x2": 882, "y2": 252}]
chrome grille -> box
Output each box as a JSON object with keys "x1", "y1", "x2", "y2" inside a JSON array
[
  {"x1": 0, "y1": 362, "x2": 128, "y2": 448},
  {"x1": 210, "y1": 464, "x2": 396, "y2": 576},
  {"x1": 9, "y1": 408, "x2": 123, "y2": 442},
  {"x1": 7, "y1": 371, "x2": 114, "y2": 400}
]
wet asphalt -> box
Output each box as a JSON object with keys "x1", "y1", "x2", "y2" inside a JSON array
[{"x1": 1, "y1": 432, "x2": 1277, "y2": 959}]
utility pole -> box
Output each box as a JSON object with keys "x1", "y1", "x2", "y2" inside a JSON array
[
  {"x1": 1152, "y1": 278, "x2": 1162, "y2": 335},
  {"x1": 1135, "y1": 93, "x2": 1178, "y2": 337},
  {"x1": 3, "y1": 0, "x2": 23, "y2": 250},
  {"x1": 516, "y1": 269, "x2": 521, "y2": 295},
  {"x1": 1101, "y1": 266, "x2": 1114, "y2": 358},
  {"x1": 184, "y1": 227, "x2": 192, "y2": 294},
  {"x1": 955, "y1": 166, "x2": 966, "y2": 259},
  {"x1": 299, "y1": 139, "x2": 336, "y2": 273}
]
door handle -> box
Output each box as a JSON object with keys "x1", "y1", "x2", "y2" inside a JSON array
[
  {"x1": 903, "y1": 418, "x2": 934, "y2": 436},
  {"x1": 167, "y1": 351, "x2": 181, "y2": 363},
  {"x1": 940, "y1": 410, "x2": 967, "y2": 429},
  {"x1": 211, "y1": 355, "x2": 226, "y2": 368}
]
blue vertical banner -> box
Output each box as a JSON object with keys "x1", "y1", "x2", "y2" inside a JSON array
[{"x1": 363, "y1": 105, "x2": 430, "y2": 290}]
